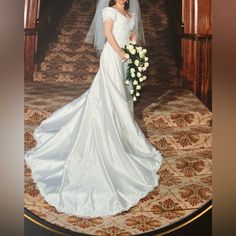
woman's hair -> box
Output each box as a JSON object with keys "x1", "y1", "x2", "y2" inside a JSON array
[{"x1": 109, "y1": 0, "x2": 130, "y2": 10}]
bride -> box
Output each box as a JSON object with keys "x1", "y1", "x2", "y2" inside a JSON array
[{"x1": 25, "y1": 0, "x2": 163, "y2": 218}]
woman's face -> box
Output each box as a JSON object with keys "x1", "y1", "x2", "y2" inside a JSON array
[{"x1": 116, "y1": 0, "x2": 127, "y2": 5}]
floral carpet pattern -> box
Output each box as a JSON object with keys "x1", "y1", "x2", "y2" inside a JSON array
[{"x1": 25, "y1": 0, "x2": 212, "y2": 235}]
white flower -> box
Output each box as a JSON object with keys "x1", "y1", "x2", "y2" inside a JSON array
[
  {"x1": 127, "y1": 45, "x2": 134, "y2": 51},
  {"x1": 144, "y1": 57, "x2": 149, "y2": 61},
  {"x1": 139, "y1": 77, "x2": 143, "y2": 82},
  {"x1": 130, "y1": 68, "x2": 135, "y2": 73},
  {"x1": 138, "y1": 67, "x2": 142, "y2": 72},
  {"x1": 133, "y1": 96, "x2": 137, "y2": 101},
  {"x1": 143, "y1": 49, "x2": 147, "y2": 54},
  {"x1": 134, "y1": 60, "x2": 139, "y2": 66},
  {"x1": 137, "y1": 72, "x2": 141, "y2": 78},
  {"x1": 143, "y1": 75, "x2": 147, "y2": 80},
  {"x1": 142, "y1": 66, "x2": 147, "y2": 71},
  {"x1": 133, "y1": 80, "x2": 138, "y2": 85},
  {"x1": 139, "y1": 52, "x2": 144, "y2": 58},
  {"x1": 125, "y1": 80, "x2": 129, "y2": 85},
  {"x1": 144, "y1": 62, "x2": 149, "y2": 67},
  {"x1": 136, "y1": 85, "x2": 141, "y2": 90},
  {"x1": 130, "y1": 89, "x2": 134, "y2": 94},
  {"x1": 131, "y1": 73, "x2": 135, "y2": 78},
  {"x1": 131, "y1": 49, "x2": 136, "y2": 55},
  {"x1": 136, "y1": 47, "x2": 142, "y2": 52},
  {"x1": 136, "y1": 92, "x2": 140, "y2": 97}
]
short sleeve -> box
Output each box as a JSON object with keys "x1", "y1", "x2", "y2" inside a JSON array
[{"x1": 102, "y1": 7, "x2": 116, "y2": 22}]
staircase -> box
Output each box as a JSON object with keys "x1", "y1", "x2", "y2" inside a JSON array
[
  {"x1": 33, "y1": 0, "x2": 180, "y2": 87},
  {"x1": 33, "y1": 0, "x2": 98, "y2": 84},
  {"x1": 25, "y1": 0, "x2": 212, "y2": 234}
]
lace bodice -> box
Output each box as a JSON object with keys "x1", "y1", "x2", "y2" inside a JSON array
[{"x1": 102, "y1": 7, "x2": 135, "y2": 47}]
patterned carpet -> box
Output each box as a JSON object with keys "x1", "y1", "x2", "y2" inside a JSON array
[{"x1": 25, "y1": 0, "x2": 212, "y2": 235}]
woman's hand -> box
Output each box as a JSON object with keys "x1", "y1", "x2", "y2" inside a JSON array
[{"x1": 119, "y1": 50, "x2": 127, "y2": 62}]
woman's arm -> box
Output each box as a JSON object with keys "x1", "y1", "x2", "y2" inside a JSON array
[
  {"x1": 129, "y1": 30, "x2": 136, "y2": 43},
  {"x1": 103, "y1": 19, "x2": 126, "y2": 60}
]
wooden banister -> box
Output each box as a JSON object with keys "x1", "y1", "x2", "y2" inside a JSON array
[
  {"x1": 24, "y1": 0, "x2": 73, "y2": 81},
  {"x1": 180, "y1": 33, "x2": 212, "y2": 109}
]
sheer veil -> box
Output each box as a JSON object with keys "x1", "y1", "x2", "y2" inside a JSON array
[{"x1": 84, "y1": 0, "x2": 145, "y2": 55}]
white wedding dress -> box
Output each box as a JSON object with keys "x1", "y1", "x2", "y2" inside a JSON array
[{"x1": 25, "y1": 7, "x2": 163, "y2": 218}]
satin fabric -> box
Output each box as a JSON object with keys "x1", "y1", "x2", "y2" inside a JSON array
[{"x1": 25, "y1": 7, "x2": 163, "y2": 218}]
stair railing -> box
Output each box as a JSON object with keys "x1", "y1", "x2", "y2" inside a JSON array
[{"x1": 24, "y1": 0, "x2": 73, "y2": 81}]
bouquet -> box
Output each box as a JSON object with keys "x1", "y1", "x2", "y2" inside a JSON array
[{"x1": 122, "y1": 41, "x2": 149, "y2": 102}]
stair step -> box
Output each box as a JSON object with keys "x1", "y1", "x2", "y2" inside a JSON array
[
  {"x1": 39, "y1": 64, "x2": 98, "y2": 74},
  {"x1": 147, "y1": 126, "x2": 212, "y2": 151},
  {"x1": 135, "y1": 87, "x2": 212, "y2": 128},
  {"x1": 41, "y1": 51, "x2": 99, "y2": 65},
  {"x1": 48, "y1": 42, "x2": 95, "y2": 53},
  {"x1": 57, "y1": 34, "x2": 88, "y2": 44},
  {"x1": 33, "y1": 71, "x2": 180, "y2": 86},
  {"x1": 136, "y1": 109, "x2": 211, "y2": 130},
  {"x1": 144, "y1": 110, "x2": 211, "y2": 128},
  {"x1": 33, "y1": 71, "x2": 95, "y2": 84},
  {"x1": 58, "y1": 26, "x2": 91, "y2": 35},
  {"x1": 161, "y1": 148, "x2": 212, "y2": 160},
  {"x1": 57, "y1": 30, "x2": 89, "y2": 38}
]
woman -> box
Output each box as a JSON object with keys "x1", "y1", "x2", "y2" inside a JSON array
[{"x1": 25, "y1": 0, "x2": 163, "y2": 218}]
